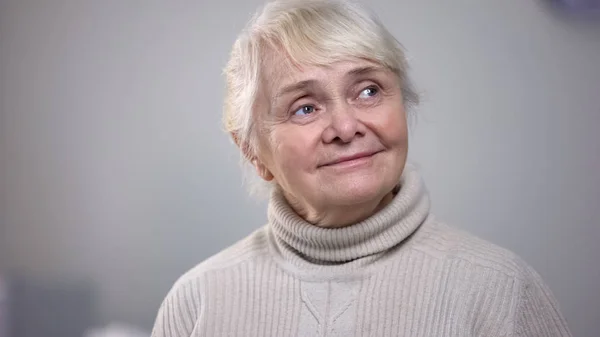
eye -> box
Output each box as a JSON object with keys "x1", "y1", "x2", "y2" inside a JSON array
[
  {"x1": 358, "y1": 86, "x2": 379, "y2": 99},
  {"x1": 293, "y1": 105, "x2": 315, "y2": 116}
]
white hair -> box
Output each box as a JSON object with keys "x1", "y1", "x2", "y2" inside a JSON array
[{"x1": 223, "y1": 0, "x2": 419, "y2": 197}]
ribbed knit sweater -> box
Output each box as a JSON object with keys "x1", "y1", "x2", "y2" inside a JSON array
[{"x1": 151, "y1": 168, "x2": 571, "y2": 336}]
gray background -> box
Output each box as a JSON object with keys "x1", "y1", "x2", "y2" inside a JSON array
[{"x1": 1, "y1": 0, "x2": 599, "y2": 335}]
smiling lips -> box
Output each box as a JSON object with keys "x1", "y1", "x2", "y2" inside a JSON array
[{"x1": 320, "y1": 150, "x2": 381, "y2": 167}]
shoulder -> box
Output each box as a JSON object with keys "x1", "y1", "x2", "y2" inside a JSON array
[
  {"x1": 151, "y1": 226, "x2": 270, "y2": 337},
  {"x1": 414, "y1": 218, "x2": 534, "y2": 279},
  {"x1": 412, "y1": 219, "x2": 571, "y2": 335},
  {"x1": 179, "y1": 225, "x2": 271, "y2": 281}
]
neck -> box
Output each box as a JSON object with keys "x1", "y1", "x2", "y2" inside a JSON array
[
  {"x1": 267, "y1": 166, "x2": 430, "y2": 266},
  {"x1": 283, "y1": 188, "x2": 396, "y2": 228}
]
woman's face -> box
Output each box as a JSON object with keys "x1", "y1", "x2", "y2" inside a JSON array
[{"x1": 255, "y1": 57, "x2": 408, "y2": 215}]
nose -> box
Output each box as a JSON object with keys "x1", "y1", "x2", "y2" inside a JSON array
[{"x1": 322, "y1": 102, "x2": 363, "y2": 143}]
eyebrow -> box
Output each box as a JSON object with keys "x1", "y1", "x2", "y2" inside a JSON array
[
  {"x1": 345, "y1": 65, "x2": 386, "y2": 78},
  {"x1": 274, "y1": 80, "x2": 317, "y2": 101},
  {"x1": 271, "y1": 65, "x2": 387, "y2": 105}
]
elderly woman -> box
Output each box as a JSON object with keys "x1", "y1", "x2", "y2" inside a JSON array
[{"x1": 152, "y1": 0, "x2": 571, "y2": 336}]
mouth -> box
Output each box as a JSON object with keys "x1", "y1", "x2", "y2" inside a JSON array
[{"x1": 319, "y1": 150, "x2": 382, "y2": 168}]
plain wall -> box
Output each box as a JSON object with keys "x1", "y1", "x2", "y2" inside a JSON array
[{"x1": 1, "y1": 0, "x2": 599, "y2": 335}]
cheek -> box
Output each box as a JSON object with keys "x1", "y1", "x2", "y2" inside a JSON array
[
  {"x1": 372, "y1": 103, "x2": 408, "y2": 147},
  {"x1": 269, "y1": 126, "x2": 320, "y2": 172}
]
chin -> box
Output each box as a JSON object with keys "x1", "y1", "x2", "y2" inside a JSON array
[{"x1": 323, "y1": 176, "x2": 393, "y2": 207}]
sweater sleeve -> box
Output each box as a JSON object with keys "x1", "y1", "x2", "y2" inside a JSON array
[
  {"x1": 151, "y1": 278, "x2": 202, "y2": 337},
  {"x1": 513, "y1": 264, "x2": 571, "y2": 337}
]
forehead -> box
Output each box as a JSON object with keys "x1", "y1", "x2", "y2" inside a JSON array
[{"x1": 261, "y1": 53, "x2": 385, "y2": 98}]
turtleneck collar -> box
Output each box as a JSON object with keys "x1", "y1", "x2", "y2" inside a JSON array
[{"x1": 267, "y1": 166, "x2": 430, "y2": 267}]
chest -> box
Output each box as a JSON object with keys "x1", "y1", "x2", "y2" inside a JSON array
[{"x1": 190, "y1": 261, "x2": 514, "y2": 337}]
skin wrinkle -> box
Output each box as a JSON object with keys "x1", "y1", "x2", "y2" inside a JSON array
[
  {"x1": 152, "y1": 2, "x2": 572, "y2": 336},
  {"x1": 252, "y1": 56, "x2": 408, "y2": 228}
]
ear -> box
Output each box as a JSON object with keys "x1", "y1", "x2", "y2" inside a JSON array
[
  {"x1": 230, "y1": 132, "x2": 252, "y2": 161},
  {"x1": 252, "y1": 158, "x2": 274, "y2": 182},
  {"x1": 231, "y1": 132, "x2": 274, "y2": 182}
]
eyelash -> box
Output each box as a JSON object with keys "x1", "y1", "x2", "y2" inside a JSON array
[
  {"x1": 357, "y1": 85, "x2": 380, "y2": 100},
  {"x1": 289, "y1": 83, "x2": 382, "y2": 117}
]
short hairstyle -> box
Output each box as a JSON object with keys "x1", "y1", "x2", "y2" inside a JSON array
[{"x1": 223, "y1": 0, "x2": 418, "y2": 196}]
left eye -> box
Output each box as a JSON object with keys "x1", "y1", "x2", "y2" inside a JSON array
[
  {"x1": 293, "y1": 105, "x2": 315, "y2": 116},
  {"x1": 358, "y1": 86, "x2": 378, "y2": 99}
]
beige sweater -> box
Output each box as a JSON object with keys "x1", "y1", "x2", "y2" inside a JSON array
[{"x1": 151, "y1": 168, "x2": 571, "y2": 336}]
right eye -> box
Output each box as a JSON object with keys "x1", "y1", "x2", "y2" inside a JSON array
[{"x1": 293, "y1": 105, "x2": 315, "y2": 116}]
